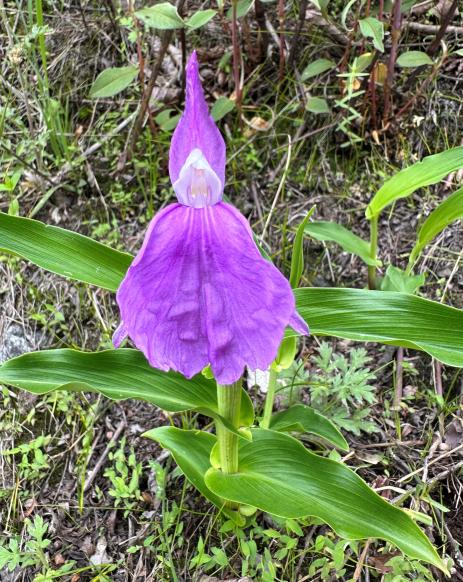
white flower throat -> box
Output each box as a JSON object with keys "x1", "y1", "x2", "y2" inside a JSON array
[{"x1": 173, "y1": 148, "x2": 222, "y2": 208}]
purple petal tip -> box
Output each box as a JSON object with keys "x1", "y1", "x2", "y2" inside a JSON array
[
  {"x1": 169, "y1": 52, "x2": 226, "y2": 196},
  {"x1": 112, "y1": 322, "x2": 128, "y2": 348}
]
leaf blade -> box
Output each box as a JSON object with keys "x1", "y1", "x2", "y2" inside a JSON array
[
  {"x1": 89, "y1": 66, "x2": 139, "y2": 99},
  {"x1": 293, "y1": 287, "x2": 463, "y2": 367},
  {"x1": 205, "y1": 429, "x2": 444, "y2": 570},
  {"x1": 270, "y1": 404, "x2": 349, "y2": 450},
  {"x1": 211, "y1": 97, "x2": 235, "y2": 121},
  {"x1": 144, "y1": 426, "x2": 243, "y2": 523},
  {"x1": 301, "y1": 58, "x2": 336, "y2": 81},
  {"x1": 410, "y1": 185, "x2": 463, "y2": 264},
  {"x1": 359, "y1": 17, "x2": 384, "y2": 52},
  {"x1": 135, "y1": 3, "x2": 185, "y2": 29},
  {"x1": 305, "y1": 97, "x2": 330, "y2": 115},
  {"x1": 0, "y1": 349, "x2": 254, "y2": 427},
  {"x1": 397, "y1": 51, "x2": 433, "y2": 68},
  {"x1": 305, "y1": 220, "x2": 381, "y2": 266},
  {"x1": 366, "y1": 147, "x2": 463, "y2": 220},
  {"x1": 185, "y1": 9, "x2": 216, "y2": 30},
  {"x1": 0, "y1": 213, "x2": 132, "y2": 291}
]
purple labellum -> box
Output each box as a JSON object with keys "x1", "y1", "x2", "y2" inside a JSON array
[{"x1": 115, "y1": 52, "x2": 308, "y2": 385}]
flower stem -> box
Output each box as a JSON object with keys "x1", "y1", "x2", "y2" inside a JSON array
[
  {"x1": 216, "y1": 380, "x2": 242, "y2": 474},
  {"x1": 261, "y1": 367, "x2": 278, "y2": 429}
]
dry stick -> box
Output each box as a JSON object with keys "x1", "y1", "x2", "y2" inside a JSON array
[
  {"x1": 55, "y1": 110, "x2": 137, "y2": 182},
  {"x1": 123, "y1": 0, "x2": 186, "y2": 164},
  {"x1": 395, "y1": 50, "x2": 445, "y2": 119},
  {"x1": 353, "y1": 539, "x2": 371, "y2": 582},
  {"x1": 83, "y1": 419, "x2": 126, "y2": 493},
  {"x1": 405, "y1": 0, "x2": 459, "y2": 91},
  {"x1": 383, "y1": 0, "x2": 402, "y2": 125},
  {"x1": 261, "y1": 135, "x2": 292, "y2": 241},
  {"x1": 288, "y1": 0, "x2": 308, "y2": 67},
  {"x1": 131, "y1": 4, "x2": 156, "y2": 137},
  {"x1": 277, "y1": 0, "x2": 285, "y2": 83},
  {"x1": 6, "y1": 109, "x2": 138, "y2": 203},
  {"x1": 265, "y1": 17, "x2": 306, "y2": 106},
  {"x1": 305, "y1": 9, "x2": 349, "y2": 50},
  {"x1": 368, "y1": 0, "x2": 384, "y2": 130},
  {"x1": 180, "y1": 14, "x2": 186, "y2": 103},
  {"x1": 254, "y1": 0, "x2": 269, "y2": 61},
  {"x1": 428, "y1": 0, "x2": 460, "y2": 56},
  {"x1": 407, "y1": 21, "x2": 463, "y2": 35},
  {"x1": 231, "y1": 0, "x2": 242, "y2": 111},
  {"x1": 368, "y1": 61, "x2": 378, "y2": 130},
  {"x1": 397, "y1": 441, "x2": 463, "y2": 484},
  {"x1": 393, "y1": 346, "x2": 404, "y2": 410},
  {"x1": 435, "y1": 506, "x2": 463, "y2": 566}
]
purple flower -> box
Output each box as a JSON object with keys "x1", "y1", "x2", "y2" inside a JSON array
[{"x1": 114, "y1": 52, "x2": 308, "y2": 385}]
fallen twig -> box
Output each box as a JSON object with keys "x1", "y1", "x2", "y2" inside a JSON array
[
  {"x1": 397, "y1": 441, "x2": 463, "y2": 484},
  {"x1": 406, "y1": 21, "x2": 463, "y2": 35},
  {"x1": 83, "y1": 419, "x2": 126, "y2": 493}
]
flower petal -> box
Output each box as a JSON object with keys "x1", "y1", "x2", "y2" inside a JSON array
[
  {"x1": 169, "y1": 51, "x2": 226, "y2": 190},
  {"x1": 289, "y1": 311, "x2": 309, "y2": 335},
  {"x1": 116, "y1": 203, "x2": 308, "y2": 384},
  {"x1": 112, "y1": 322, "x2": 128, "y2": 348}
]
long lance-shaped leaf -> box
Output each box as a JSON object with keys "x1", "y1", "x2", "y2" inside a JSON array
[
  {"x1": 366, "y1": 146, "x2": 463, "y2": 220},
  {"x1": 292, "y1": 287, "x2": 463, "y2": 367},
  {"x1": 305, "y1": 220, "x2": 381, "y2": 266},
  {"x1": 156, "y1": 427, "x2": 442, "y2": 570},
  {"x1": 409, "y1": 185, "x2": 463, "y2": 267},
  {"x1": 0, "y1": 349, "x2": 254, "y2": 430},
  {"x1": 0, "y1": 212, "x2": 132, "y2": 291}
]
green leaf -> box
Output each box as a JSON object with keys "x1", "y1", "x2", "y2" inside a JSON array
[
  {"x1": 359, "y1": 17, "x2": 384, "y2": 52},
  {"x1": 275, "y1": 210, "x2": 314, "y2": 370},
  {"x1": 366, "y1": 146, "x2": 463, "y2": 220},
  {"x1": 397, "y1": 51, "x2": 433, "y2": 68},
  {"x1": 135, "y1": 3, "x2": 185, "y2": 29},
  {"x1": 226, "y1": 0, "x2": 254, "y2": 19},
  {"x1": 0, "y1": 349, "x2": 254, "y2": 430},
  {"x1": 89, "y1": 66, "x2": 139, "y2": 98},
  {"x1": 0, "y1": 213, "x2": 132, "y2": 291},
  {"x1": 270, "y1": 404, "x2": 348, "y2": 451},
  {"x1": 144, "y1": 426, "x2": 243, "y2": 523},
  {"x1": 205, "y1": 429, "x2": 444, "y2": 571},
  {"x1": 290, "y1": 209, "x2": 314, "y2": 288},
  {"x1": 306, "y1": 97, "x2": 330, "y2": 115},
  {"x1": 293, "y1": 287, "x2": 463, "y2": 367},
  {"x1": 301, "y1": 58, "x2": 335, "y2": 81},
  {"x1": 185, "y1": 9, "x2": 216, "y2": 30},
  {"x1": 211, "y1": 97, "x2": 235, "y2": 122},
  {"x1": 352, "y1": 52, "x2": 374, "y2": 73},
  {"x1": 380, "y1": 265, "x2": 425, "y2": 294},
  {"x1": 305, "y1": 220, "x2": 381, "y2": 267},
  {"x1": 154, "y1": 109, "x2": 180, "y2": 132},
  {"x1": 410, "y1": 186, "x2": 463, "y2": 265}
]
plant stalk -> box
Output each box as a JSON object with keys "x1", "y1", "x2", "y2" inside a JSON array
[
  {"x1": 216, "y1": 380, "x2": 242, "y2": 474},
  {"x1": 261, "y1": 367, "x2": 278, "y2": 429},
  {"x1": 383, "y1": 0, "x2": 402, "y2": 123},
  {"x1": 367, "y1": 215, "x2": 378, "y2": 290}
]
